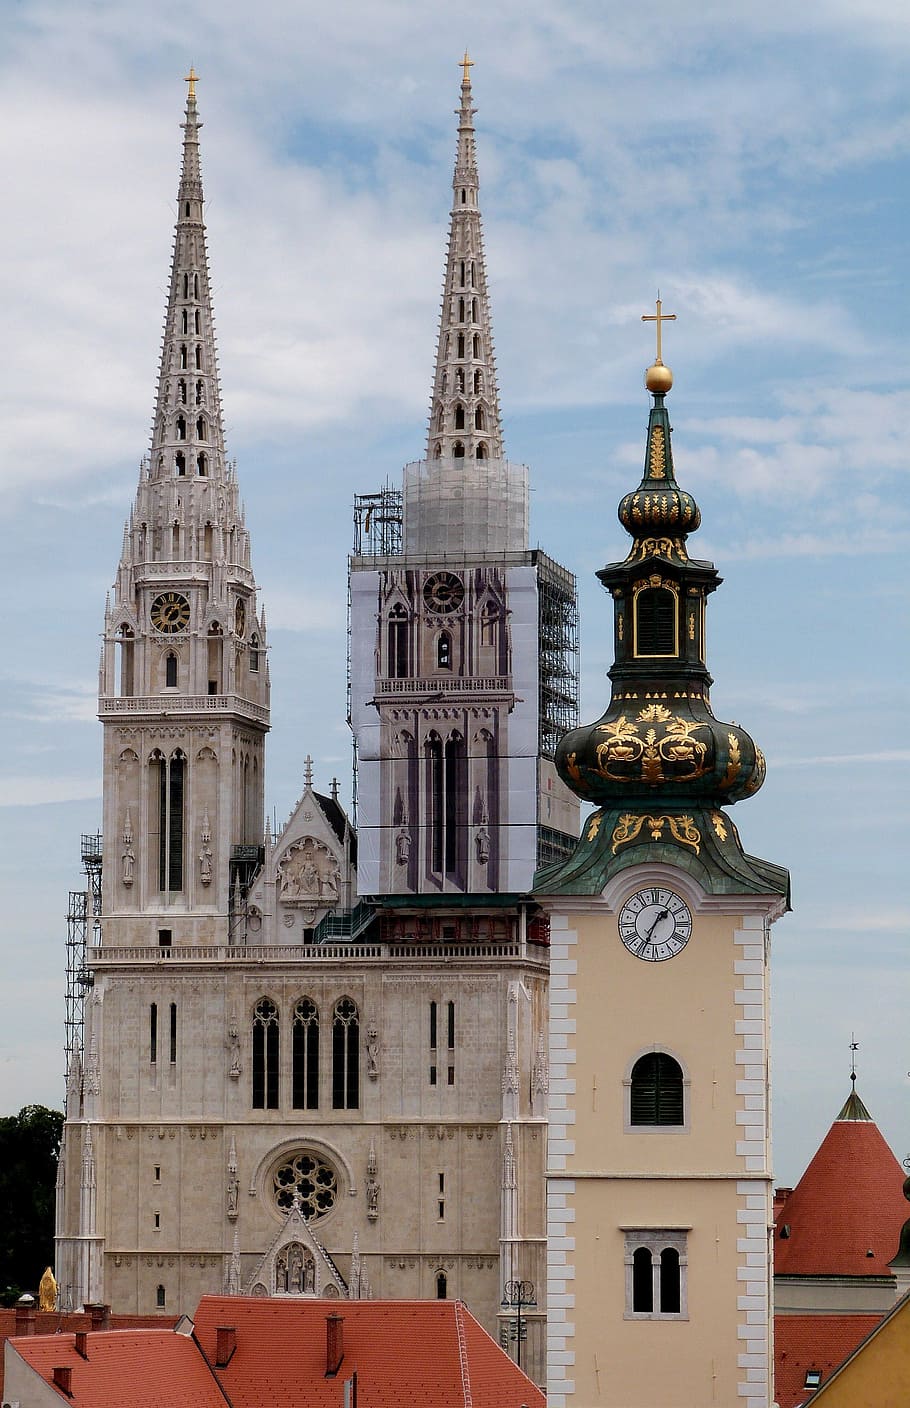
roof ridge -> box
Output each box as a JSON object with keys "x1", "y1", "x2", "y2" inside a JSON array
[{"x1": 453, "y1": 1300, "x2": 474, "y2": 1408}]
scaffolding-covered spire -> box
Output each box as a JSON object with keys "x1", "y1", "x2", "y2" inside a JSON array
[
  {"x1": 425, "y1": 55, "x2": 504, "y2": 462},
  {"x1": 149, "y1": 70, "x2": 227, "y2": 483}
]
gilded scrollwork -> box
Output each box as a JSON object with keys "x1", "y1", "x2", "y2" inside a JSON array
[
  {"x1": 710, "y1": 811, "x2": 728, "y2": 841},
  {"x1": 611, "y1": 813, "x2": 701, "y2": 856},
  {"x1": 648, "y1": 425, "x2": 666, "y2": 479},
  {"x1": 586, "y1": 811, "x2": 603, "y2": 842},
  {"x1": 593, "y1": 705, "x2": 709, "y2": 786},
  {"x1": 720, "y1": 733, "x2": 742, "y2": 789}
]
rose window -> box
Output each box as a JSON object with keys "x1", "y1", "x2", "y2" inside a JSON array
[{"x1": 273, "y1": 1152, "x2": 338, "y2": 1220}]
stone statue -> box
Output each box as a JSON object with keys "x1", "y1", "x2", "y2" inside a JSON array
[
  {"x1": 121, "y1": 845, "x2": 135, "y2": 887},
  {"x1": 199, "y1": 842, "x2": 213, "y2": 886},
  {"x1": 475, "y1": 823, "x2": 490, "y2": 864},
  {"x1": 38, "y1": 1266, "x2": 57, "y2": 1312},
  {"x1": 303, "y1": 1254, "x2": 316, "y2": 1293},
  {"x1": 395, "y1": 828, "x2": 411, "y2": 865},
  {"x1": 366, "y1": 1177, "x2": 380, "y2": 1220},
  {"x1": 321, "y1": 863, "x2": 340, "y2": 901},
  {"x1": 227, "y1": 1169, "x2": 239, "y2": 1218},
  {"x1": 367, "y1": 1025, "x2": 379, "y2": 1080},
  {"x1": 227, "y1": 1022, "x2": 241, "y2": 1079}
]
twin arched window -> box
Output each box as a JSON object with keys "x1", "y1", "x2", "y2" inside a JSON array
[{"x1": 629, "y1": 1239, "x2": 683, "y2": 1316}]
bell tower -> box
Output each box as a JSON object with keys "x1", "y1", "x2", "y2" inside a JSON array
[
  {"x1": 98, "y1": 68, "x2": 269, "y2": 942},
  {"x1": 536, "y1": 312, "x2": 789, "y2": 1408}
]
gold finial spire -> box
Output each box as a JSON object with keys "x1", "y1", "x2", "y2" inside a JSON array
[
  {"x1": 461, "y1": 50, "x2": 474, "y2": 84},
  {"x1": 642, "y1": 293, "x2": 676, "y2": 393},
  {"x1": 185, "y1": 66, "x2": 199, "y2": 100}
]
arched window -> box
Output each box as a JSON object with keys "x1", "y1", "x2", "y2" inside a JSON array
[
  {"x1": 155, "y1": 751, "x2": 185, "y2": 892},
  {"x1": 388, "y1": 604, "x2": 408, "y2": 679},
  {"x1": 458, "y1": 297, "x2": 465, "y2": 322},
  {"x1": 456, "y1": 368, "x2": 465, "y2": 393},
  {"x1": 461, "y1": 188, "x2": 466, "y2": 204},
  {"x1": 208, "y1": 623, "x2": 223, "y2": 693},
  {"x1": 249, "y1": 633, "x2": 260, "y2": 672},
  {"x1": 197, "y1": 453, "x2": 207, "y2": 477},
  {"x1": 176, "y1": 416, "x2": 186, "y2": 440},
  {"x1": 175, "y1": 451, "x2": 186, "y2": 476},
  {"x1": 472, "y1": 298, "x2": 478, "y2": 322},
  {"x1": 434, "y1": 443, "x2": 442, "y2": 459},
  {"x1": 184, "y1": 201, "x2": 190, "y2": 217},
  {"x1": 456, "y1": 333, "x2": 465, "y2": 358},
  {"x1": 179, "y1": 345, "x2": 188, "y2": 369},
  {"x1": 630, "y1": 1052, "x2": 684, "y2": 1126},
  {"x1": 194, "y1": 310, "x2": 201, "y2": 333},
  {"x1": 252, "y1": 998, "x2": 279, "y2": 1109},
  {"x1": 165, "y1": 652, "x2": 177, "y2": 688},
  {"x1": 660, "y1": 1247, "x2": 681, "y2": 1314},
  {"x1": 194, "y1": 273, "x2": 199, "y2": 298},
  {"x1": 632, "y1": 1247, "x2": 653, "y2": 1312},
  {"x1": 454, "y1": 405, "x2": 465, "y2": 430},
  {"x1": 480, "y1": 603, "x2": 497, "y2": 647},
  {"x1": 436, "y1": 406, "x2": 444, "y2": 431},
  {"x1": 332, "y1": 997, "x2": 359, "y2": 1109},
  {"x1": 195, "y1": 380, "x2": 204, "y2": 405},
  {"x1": 156, "y1": 1285, "x2": 166, "y2": 1308},
  {"x1": 470, "y1": 260, "x2": 475, "y2": 286},
  {"x1": 441, "y1": 371, "x2": 447, "y2": 393},
  {"x1": 436, "y1": 632, "x2": 452, "y2": 670},
  {"x1": 181, "y1": 309, "x2": 188, "y2": 334},
  {"x1": 475, "y1": 443, "x2": 486, "y2": 460},
  {"x1": 453, "y1": 441, "x2": 465, "y2": 459},
  {"x1": 474, "y1": 369, "x2": 482, "y2": 394},
  {"x1": 473, "y1": 334, "x2": 481, "y2": 358},
  {"x1": 459, "y1": 260, "x2": 465, "y2": 287},
  {"x1": 475, "y1": 406, "x2": 485, "y2": 430},
  {"x1": 196, "y1": 417, "x2": 206, "y2": 440},
  {"x1": 635, "y1": 586, "x2": 676, "y2": 656},
  {"x1": 195, "y1": 346, "x2": 203, "y2": 369},
  {"x1": 117, "y1": 625, "x2": 135, "y2": 696},
  {"x1": 183, "y1": 274, "x2": 189, "y2": 298},
  {"x1": 292, "y1": 998, "x2": 319, "y2": 1110},
  {"x1": 178, "y1": 379, "x2": 187, "y2": 404},
  {"x1": 436, "y1": 1271, "x2": 447, "y2": 1299}
]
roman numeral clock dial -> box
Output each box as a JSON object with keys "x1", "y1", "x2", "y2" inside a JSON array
[{"x1": 618, "y1": 887, "x2": 692, "y2": 962}]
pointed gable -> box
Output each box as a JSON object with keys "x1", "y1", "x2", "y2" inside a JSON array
[{"x1": 775, "y1": 1088, "x2": 906, "y2": 1278}]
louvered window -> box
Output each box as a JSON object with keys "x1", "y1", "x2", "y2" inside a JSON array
[
  {"x1": 630, "y1": 1052, "x2": 684, "y2": 1125},
  {"x1": 635, "y1": 587, "x2": 676, "y2": 656}
]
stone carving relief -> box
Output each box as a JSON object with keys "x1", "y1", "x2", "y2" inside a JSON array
[
  {"x1": 366, "y1": 1024, "x2": 379, "y2": 1080},
  {"x1": 199, "y1": 812, "x2": 213, "y2": 886},
  {"x1": 226, "y1": 1137, "x2": 239, "y2": 1220},
  {"x1": 366, "y1": 1142, "x2": 380, "y2": 1222},
  {"x1": 121, "y1": 811, "x2": 135, "y2": 887},
  {"x1": 277, "y1": 837, "x2": 341, "y2": 920},
  {"x1": 227, "y1": 1016, "x2": 241, "y2": 1080}
]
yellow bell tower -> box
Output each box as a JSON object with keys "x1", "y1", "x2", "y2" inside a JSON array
[{"x1": 535, "y1": 311, "x2": 789, "y2": 1408}]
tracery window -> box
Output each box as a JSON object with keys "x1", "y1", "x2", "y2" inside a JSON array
[
  {"x1": 252, "y1": 997, "x2": 279, "y2": 1110},
  {"x1": 154, "y1": 751, "x2": 185, "y2": 891},
  {"x1": 292, "y1": 997, "x2": 320, "y2": 1110},
  {"x1": 332, "y1": 997, "x2": 359, "y2": 1109},
  {"x1": 273, "y1": 1151, "x2": 338, "y2": 1220},
  {"x1": 388, "y1": 604, "x2": 408, "y2": 678}
]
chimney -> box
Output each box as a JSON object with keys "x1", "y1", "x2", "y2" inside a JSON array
[
  {"x1": 325, "y1": 1314, "x2": 344, "y2": 1377},
  {"x1": 15, "y1": 1293, "x2": 37, "y2": 1336},
  {"x1": 74, "y1": 1331, "x2": 88, "y2": 1359},
  {"x1": 52, "y1": 1366, "x2": 73, "y2": 1395},
  {"x1": 86, "y1": 1301, "x2": 111, "y2": 1331},
  {"x1": 215, "y1": 1326, "x2": 237, "y2": 1367}
]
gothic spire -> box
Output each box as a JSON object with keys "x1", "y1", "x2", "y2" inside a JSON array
[
  {"x1": 425, "y1": 55, "x2": 504, "y2": 462},
  {"x1": 149, "y1": 69, "x2": 227, "y2": 484}
]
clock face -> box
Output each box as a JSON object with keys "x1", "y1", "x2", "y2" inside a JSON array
[
  {"x1": 235, "y1": 597, "x2": 246, "y2": 637},
  {"x1": 150, "y1": 592, "x2": 190, "y2": 634},
  {"x1": 618, "y1": 887, "x2": 692, "y2": 962},
  {"x1": 423, "y1": 571, "x2": 465, "y2": 614}
]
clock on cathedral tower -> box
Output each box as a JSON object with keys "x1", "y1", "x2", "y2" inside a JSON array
[{"x1": 535, "y1": 316, "x2": 789, "y2": 1408}]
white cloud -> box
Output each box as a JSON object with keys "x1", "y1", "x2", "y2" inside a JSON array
[{"x1": 0, "y1": 775, "x2": 101, "y2": 807}]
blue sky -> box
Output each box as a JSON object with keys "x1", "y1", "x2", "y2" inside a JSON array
[{"x1": 2, "y1": 0, "x2": 907, "y2": 1185}]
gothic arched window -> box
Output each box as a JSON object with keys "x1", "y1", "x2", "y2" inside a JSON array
[
  {"x1": 178, "y1": 379, "x2": 187, "y2": 404},
  {"x1": 388, "y1": 604, "x2": 408, "y2": 679},
  {"x1": 252, "y1": 998, "x2": 279, "y2": 1110},
  {"x1": 249, "y1": 633, "x2": 260, "y2": 672},
  {"x1": 154, "y1": 751, "x2": 185, "y2": 892},
  {"x1": 453, "y1": 441, "x2": 465, "y2": 459},
  {"x1": 332, "y1": 997, "x2": 359, "y2": 1109},
  {"x1": 475, "y1": 406, "x2": 485, "y2": 429},
  {"x1": 436, "y1": 632, "x2": 452, "y2": 670},
  {"x1": 195, "y1": 345, "x2": 203, "y2": 369},
  {"x1": 175, "y1": 451, "x2": 186, "y2": 476},
  {"x1": 635, "y1": 586, "x2": 677, "y2": 657},
  {"x1": 179, "y1": 345, "x2": 187, "y2": 369},
  {"x1": 436, "y1": 1271, "x2": 447, "y2": 1299},
  {"x1": 117, "y1": 625, "x2": 135, "y2": 697},
  {"x1": 457, "y1": 333, "x2": 465, "y2": 358},
  {"x1": 165, "y1": 652, "x2": 178, "y2": 688},
  {"x1": 454, "y1": 405, "x2": 465, "y2": 430},
  {"x1": 473, "y1": 334, "x2": 481, "y2": 358},
  {"x1": 474, "y1": 369, "x2": 482, "y2": 393},
  {"x1": 196, "y1": 416, "x2": 207, "y2": 440},
  {"x1": 475, "y1": 443, "x2": 486, "y2": 460},
  {"x1": 292, "y1": 997, "x2": 319, "y2": 1110},
  {"x1": 630, "y1": 1052, "x2": 684, "y2": 1126},
  {"x1": 176, "y1": 416, "x2": 186, "y2": 440}
]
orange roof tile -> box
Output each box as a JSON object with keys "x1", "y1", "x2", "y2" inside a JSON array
[
  {"x1": 8, "y1": 1328, "x2": 223, "y2": 1408},
  {"x1": 194, "y1": 1296, "x2": 544, "y2": 1408},
  {"x1": 774, "y1": 1313, "x2": 883, "y2": 1408},
  {"x1": 774, "y1": 1094, "x2": 906, "y2": 1278},
  {"x1": 0, "y1": 1309, "x2": 176, "y2": 1399}
]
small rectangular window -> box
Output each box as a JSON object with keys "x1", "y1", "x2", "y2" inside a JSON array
[
  {"x1": 804, "y1": 1370, "x2": 822, "y2": 1389},
  {"x1": 149, "y1": 1004, "x2": 158, "y2": 1063},
  {"x1": 430, "y1": 1065, "x2": 437, "y2": 1086},
  {"x1": 154, "y1": 1165, "x2": 161, "y2": 1182},
  {"x1": 447, "y1": 1066, "x2": 455, "y2": 1086},
  {"x1": 169, "y1": 1002, "x2": 177, "y2": 1064},
  {"x1": 153, "y1": 1211, "x2": 161, "y2": 1230},
  {"x1": 158, "y1": 929, "x2": 172, "y2": 949},
  {"x1": 429, "y1": 1001, "x2": 437, "y2": 1051},
  {"x1": 438, "y1": 1200, "x2": 445, "y2": 1220},
  {"x1": 438, "y1": 1173, "x2": 445, "y2": 1193},
  {"x1": 447, "y1": 1001, "x2": 455, "y2": 1049}
]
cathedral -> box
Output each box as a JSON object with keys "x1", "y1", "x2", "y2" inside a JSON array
[
  {"x1": 55, "y1": 57, "x2": 805, "y2": 1408},
  {"x1": 55, "y1": 62, "x2": 578, "y2": 1387}
]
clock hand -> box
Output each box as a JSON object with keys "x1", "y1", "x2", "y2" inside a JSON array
[{"x1": 645, "y1": 908, "x2": 670, "y2": 941}]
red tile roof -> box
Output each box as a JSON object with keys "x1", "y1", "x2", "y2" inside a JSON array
[
  {"x1": 7, "y1": 1328, "x2": 221, "y2": 1408},
  {"x1": 774, "y1": 1313, "x2": 883, "y2": 1408},
  {"x1": 10, "y1": 1298, "x2": 543, "y2": 1408},
  {"x1": 774, "y1": 1097, "x2": 906, "y2": 1278},
  {"x1": 0, "y1": 1310, "x2": 176, "y2": 1399},
  {"x1": 194, "y1": 1296, "x2": 544, "y2": 1408}
]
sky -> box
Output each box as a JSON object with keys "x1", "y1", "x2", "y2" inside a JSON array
[{"x1": 2, "y1": 0, "x2": 908, "y2": 1186}]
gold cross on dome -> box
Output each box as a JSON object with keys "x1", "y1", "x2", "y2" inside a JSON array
[
  {"x1": 641, "y1": 295, "x2": 676, "y2": 364},
  {"x1": 461, "y1": 51, "x2": 474, "y2": 84},
  {"x1": 185, "y1": 66, "x2": 199, "y2": 99}
]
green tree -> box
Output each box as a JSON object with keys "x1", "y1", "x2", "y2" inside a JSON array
[{"x1": 0, "y1": 1105, "x2": 64, "y2": 1304}]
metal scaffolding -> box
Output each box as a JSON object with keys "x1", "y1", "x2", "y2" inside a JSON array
[
  {"x1": 64, "y1": 834, "x2": 102, "y2": 1082},
  {"x1": 351, "y1": 483, "x2": 403, "y2": 558},
  {"x1": 534, "y1": 552, "x2": 579, "y2": 760}
]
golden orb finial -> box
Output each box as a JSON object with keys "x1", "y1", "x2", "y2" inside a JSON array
[{"x1": 641, "y1": 294, "x2": 676, "y2": 394}]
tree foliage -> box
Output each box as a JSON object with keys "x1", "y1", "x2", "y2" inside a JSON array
[{"x1": 0, "y1": 1105, "x2": 64, "y2": 1304}]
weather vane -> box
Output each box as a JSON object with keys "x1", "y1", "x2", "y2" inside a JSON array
[
  {"x1": 850, "y1": 1033, "x2": 859, "y2": 1084},
  {"x1": 641, "y1": 294, "x2": 676, "y2": 366}
]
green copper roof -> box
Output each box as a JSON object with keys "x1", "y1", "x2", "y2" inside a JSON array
[{"x1": 836, "y1": 1084, "x2": 873, "y2": 1121}]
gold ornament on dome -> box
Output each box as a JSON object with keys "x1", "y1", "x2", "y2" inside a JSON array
[
  {"x1": 593, "y1": 706, "x2": 709, "y2": 785},
  {"x1": 611, "y1": 813, "x2": 701, "y2": 856},
  {"x1": 719, "y1": 733, "x2": 742, "y2": 789},
  {"x1": 711, "y1": 811, "x2": 728, "y2": 841},
  {"x1": 626, "y1": 535, "x2": 688, "y2": 563},
  {"x1": 586, "y1": 811, "x2": 603, "y2": 842},
  {"x1": 648, "y1": 425, "x2": 667, "y2": 479},
  {"x1": 744, "y1": 746, "x2": 766, "y2": 794}
]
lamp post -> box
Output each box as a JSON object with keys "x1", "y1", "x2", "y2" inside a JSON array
[{"x1": 501, "y1": 1278, "x2": 536, "y2": 1370}]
